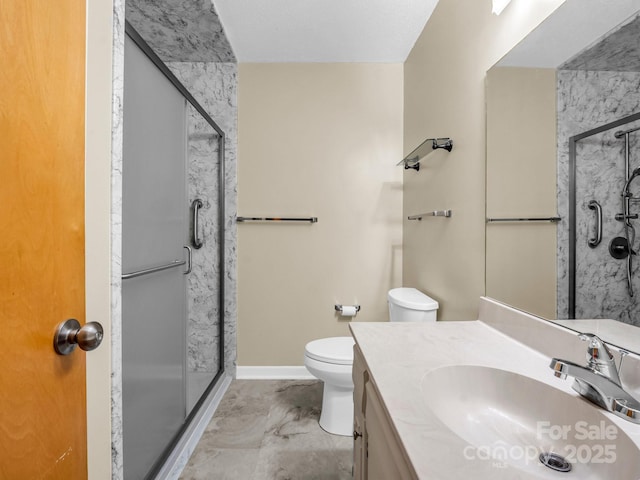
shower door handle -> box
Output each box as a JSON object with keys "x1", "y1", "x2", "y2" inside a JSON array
[
  {"x1": 184, "y1": 245, "x2": 192, "y2": 275},
  {"x1": 588, "y1": 200, "x2": 602, "y2": 248},
  {"x1": 191, "y1": 199, "x2": 204, "y2": 249}
]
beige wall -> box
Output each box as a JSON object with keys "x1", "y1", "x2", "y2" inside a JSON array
[
  {"x1": 403, "y1": 0, "x2": 565, "y2": 320},
  {"x1": 237, "y1": 64, "x2": 403, "y2": 365},
  {"x1": 486, "y1": 67, "x2": 557, "y2": 319}
]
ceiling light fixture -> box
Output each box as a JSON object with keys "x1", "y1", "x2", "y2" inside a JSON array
[{"x1": 492, "y1": 0, "x2": 512, "y2": 15}]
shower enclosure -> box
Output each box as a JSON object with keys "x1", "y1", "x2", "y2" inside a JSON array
[
  {"x1": 122, "y1": 24, "x2": 225, "y2": 479},
  {"x1": 568, "y1": 111, "x2": 640, "y2": 325}
]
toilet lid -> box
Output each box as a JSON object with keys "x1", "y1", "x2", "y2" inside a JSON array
[
  {"x1": 388, "y1": 287, "x2": 439, "y2": 310},
  {"x1": 305, "y1": 336, "x2": 354, "y2": 365}
]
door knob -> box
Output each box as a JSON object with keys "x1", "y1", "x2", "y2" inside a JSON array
[{"x1": 54, "y1": 319, "x2": 104, "y2": 355}]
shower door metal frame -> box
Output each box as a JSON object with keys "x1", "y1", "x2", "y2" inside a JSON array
[
  {"x1": 124, "y1": 22, "x2": 227, "y2": 478},
  {"x1": 568, "y1": 110, "x2": 640, "y2": 318}
]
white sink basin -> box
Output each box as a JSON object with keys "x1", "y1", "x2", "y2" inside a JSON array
[{"x1": 421, "y1": 365, "x2": 640, "y2": 478}]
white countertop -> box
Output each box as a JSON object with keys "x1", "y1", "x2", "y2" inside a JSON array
[{"x1": 349, "y1": 317, "x2": 640, "y2": 479}]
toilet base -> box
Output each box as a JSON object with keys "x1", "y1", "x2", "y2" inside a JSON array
[{"x1": 318, "y1": 382, "x2": 354, "y2": 436}]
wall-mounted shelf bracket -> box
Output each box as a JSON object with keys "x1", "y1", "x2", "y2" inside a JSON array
[{"x1": 398, "y1": 137, "x2": 453, "y2": 171}]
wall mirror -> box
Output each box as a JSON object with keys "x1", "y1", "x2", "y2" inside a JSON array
[{"x1": 486, "y1": 0, "x2": 640, "y2": 353}]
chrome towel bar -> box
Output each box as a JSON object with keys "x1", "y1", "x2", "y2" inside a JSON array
[
  {"x1": 486, "y1": 216, "x2": 561, "y2": 223},
  {"x1": 237, "y1": 216, "x2": 318, "y2": 223},
  {"x1": 408, "y1": 210, "x2": 452, "y2": 220}
]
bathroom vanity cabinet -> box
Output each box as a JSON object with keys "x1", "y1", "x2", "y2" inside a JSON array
[
  {"x1": 350, "y1": 300, "x2": 640, "y2": 479},
  {"x1": 353, "y1": 345, "x2": 417, "y2": 480}
]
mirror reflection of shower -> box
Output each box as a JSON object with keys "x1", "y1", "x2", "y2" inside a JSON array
[
  {"x1": 615, "y1": 127, "x2": 640, "y2": 297},
  {"x1": 569, "y1": 111, "x2": 640, "y2": 323}
]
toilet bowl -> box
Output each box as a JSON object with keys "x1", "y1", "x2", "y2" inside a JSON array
[
  {"x1": 304, "y1": 336, "x2": 355, "y2": 436},
  {"x1": 304, "y1": 288, "x2": 438, "y2": 436}
]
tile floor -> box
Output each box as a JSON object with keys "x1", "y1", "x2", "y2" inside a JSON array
[{"x1": 180, "y1": 380, "x2": 353, "y2": 479}]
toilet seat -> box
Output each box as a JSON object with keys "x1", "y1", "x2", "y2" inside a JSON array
[{"x1": 304, "y1": 337, "x2": 354, "y2": 365}]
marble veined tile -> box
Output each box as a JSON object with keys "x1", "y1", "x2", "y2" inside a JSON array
[
  {"x1": 110, "y1": 0, "x2": 125, "y2": 476},
  {"x1": 179, "y1": 380, "x2": 353, "y2": 479},
  {"x1": 180, "y1": 447, "x2": 261, "y2": 480},
  {"x1": 557, "y1": 69, "x2": 640, "y2": 325},
  {"x1": 263, "y1": 382, "x2": 325, "y2": 445},
  {"x1": 562, "y1": 14, "x2": 640, "y2": 72},
  {"x1": 216, "y1": 380, "x2": 288, "y2": 416},
  {"x1": 252, "y1": 446, "x2": 353, "y2": 480},
  {"x1": 167, "y1": 61, "x2": 238, "y2": 378},
  {"x1": 184, "y1": 382, "x2": 277, "y2": 458},
  {"x1": 199, "y1": 413, "x2": 269, "y2": 449},
  {"x1": 126, "y1": 0, "x2": 236, "y2": 62}
]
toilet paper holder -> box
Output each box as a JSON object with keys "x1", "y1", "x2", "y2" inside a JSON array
[{"x1": 335, "y1": 304, "x2": 361, "y2": 315}]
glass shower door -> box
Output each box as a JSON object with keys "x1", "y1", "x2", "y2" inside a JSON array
[
  {"x1": 122, "y1": 34, "x2": 188, "y2": 480},
  {"x1": 185, "y1": 105, "x2": 222, "y2": 413}
]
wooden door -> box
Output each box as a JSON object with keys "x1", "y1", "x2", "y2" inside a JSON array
[{"x1": 0, "y1": 1, "x2": 88, "y2": 478}]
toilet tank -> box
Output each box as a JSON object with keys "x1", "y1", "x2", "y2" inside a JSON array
[{"x1": 388, "y1": 288, "x2": 439, "y2": 322}]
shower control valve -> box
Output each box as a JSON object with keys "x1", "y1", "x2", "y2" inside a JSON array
[{"x1": 609, "y1": 237, "x2": 631, "y2": 259}]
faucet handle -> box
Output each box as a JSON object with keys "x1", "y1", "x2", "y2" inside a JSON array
[
  {"x1": 579, "y1": 333, "x2": 615, "y2": 365},
  {"x1": 579, "y1": 333, "x2": 623, "y2": 386},
  {"x1": 619, "y1": 349, "x2": 630, "y2": 375}
]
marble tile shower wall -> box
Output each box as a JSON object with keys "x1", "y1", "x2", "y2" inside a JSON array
[
  {"x1": 183, "y1": 103, "x2": 223, "y2": 393},
  {"x1": 111, "y1": 1, "x2": 125, "y2": 476},
  {"x1": 125, "y1": 0, "x2": 235, "y2": 63},
  {"x1": 169, "y1": 62, "x2": 238, "y2": 378},
  {"x1": 557, "y1": 70, "x2": 640, "y2": 325}
]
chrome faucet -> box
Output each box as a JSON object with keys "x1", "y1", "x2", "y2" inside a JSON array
[
  {"x1": 580, "y1": 333, "x2": 622, "y2": 385},
  {"x1": 549, "y1": 333, "x2": 640, "y2": 423}
]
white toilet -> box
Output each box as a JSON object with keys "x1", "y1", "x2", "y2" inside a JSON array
[
  {"x1": 388, "y1": 287, "x2": 439, "y2": 322},
  {"x1": 304, "y1": 336, "x2": 355, "y2": 436},
  {"x1": 303, "y1": 288, "x2": 438, "y2": 436}
]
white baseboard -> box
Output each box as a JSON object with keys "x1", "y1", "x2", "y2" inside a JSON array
[{"x1": 236, "y1": 365, "x2": 315, "y2": 380}]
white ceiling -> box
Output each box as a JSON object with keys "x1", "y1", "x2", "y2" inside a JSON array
[
  {"x1": 497, "y1": 0, "x2": 640, "y2": 68},
  {"x1": 211, "y1": 0, "x2": 440, "y2": 63}
]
